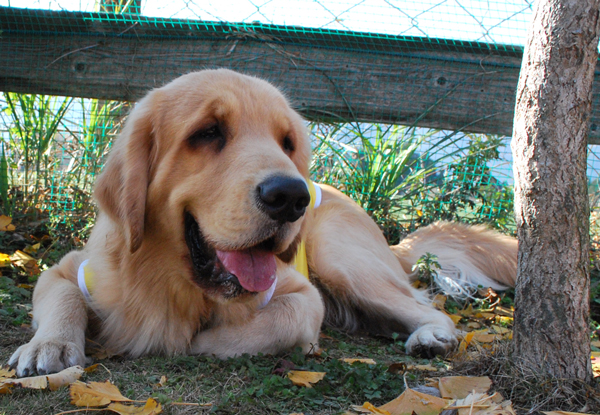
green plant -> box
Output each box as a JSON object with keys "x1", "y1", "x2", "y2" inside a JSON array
[
  {"x1": 310, "y1": 123, "x2": 504, "y2": 243},
  {"x1": 0, "y1": 144, "x2": 10, "y2": 214},
  {"x1": 412, "y1": 252, "x2": 441, "y2": 285},
  {"x1": 418, "y1": 134, "x2": 515, "y2": 231},
  {"x1": 2, "y1": 93, "x2": 73, "y2": 206}
]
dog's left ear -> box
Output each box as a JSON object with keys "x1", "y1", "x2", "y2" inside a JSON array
[{"x1": 94, "y1": 94, "x2": 157, "y2": 253}]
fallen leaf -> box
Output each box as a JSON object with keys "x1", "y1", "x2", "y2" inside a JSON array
[
  {"x1": 0, "y1": 368, "x2": 15, "y2": 380},
  {"x1": 3, "y1": 373, "x2": 47, "y2": 389},
  {"x1": 1, "y1": 366, "x2": 84, "y2": 392},
  {"x1": 47, "y1": 366, "x2": 84, "y2": 391},
  {"x1": 432, "y1": 295, "x2": 447, "y2": 310},
  {"x1": 341, "y1": 358, "x2": 376, "y2": 365},
  {"x1": 352, "y1": 402, "x2": 391, "y2": 414},
  {"x1": 0, "y1": 368, "x2": 16, "y2": 394},
  {"x1": 0, "y1": 253, "x2": 11, "y2": 267},
  {"x1": 10, "y1": 250, "x2": 40, "y2": 275},
  {"x1": 592, "y1": 356, "x2": 600, "y2": 377},
  {"x1": 490, "y1": 325, "x2": 511, "y2": 335},
  {"x1": 84, "y1": 364, "x2": 99, "y2": 373},
  {"x1": 379, "y1": 387, "x2": 449, "y2": 415},
  {"x1": 23, "y1": 243, "x2": 41, "y2": 254},
  {"x1": 387, "y1": 362, "x2": 407, "y2": 374},
  {"x1": 406, "y1": 364, "x2": 441, "y2": 372},
  {"x1": 107, "y1": 398, "x2": 162, "y2": 414},
  {"x1": 438, "y1": 376, "x2": 492, "y2": 399},
  {"x1": 542, "y1": 412, "x2": 591, "y2": 415},
  {"x1": 493, "y1": 306, "x2": 514, "y2": 317},
  {"x1": 471, "y1": 331, "x2": 503, "y2": 343},
  {"x1": 17, "y1": 283, "x2": 34, "y2": 289},
  {"x1": 453, "y1": 392, "x2": 515, "y2": 415},
  {"x1": 460, "y1": 304, "x2": 475, "y2": 317},
  {"x1": 287, "y1": 371, "x2": 326, "y2": 388},
  {"x1": 71, "y1": 380, "x2": 132, "y2": 407},
  {"x1": 445, "y1": 311, "x2": 463, "y2": 324},
  {"x1": 0, "y1": 215, "x2": 15, "y2": 231}
]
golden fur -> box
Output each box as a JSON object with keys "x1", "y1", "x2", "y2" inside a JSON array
[{"x1": 9, "y1": 69, "x2": 517, "y2": 375}]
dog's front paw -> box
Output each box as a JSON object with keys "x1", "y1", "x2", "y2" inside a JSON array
[
  {"x1": 405, "y1": 324, "x2": 458, "y2": 358},
  {"x1": 8, "y1": 337, "x2": 86, "y2": 376}
]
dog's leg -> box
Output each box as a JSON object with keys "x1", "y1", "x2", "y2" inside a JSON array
[
  {"x1": 306, "y1": 186, "x2": 458, "y2": 357},
  {"x1": 8, "y1": 252, "x2": 87, "y2": 376},
  {"x1": 191, "y1": 269, "x2": 323, "y2": 358}
]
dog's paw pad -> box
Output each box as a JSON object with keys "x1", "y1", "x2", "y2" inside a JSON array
[{"x1": 405, "y1": 325, "x2": 458, "y2": 358}]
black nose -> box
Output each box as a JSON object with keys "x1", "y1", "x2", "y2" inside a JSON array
[{"x1": 257, "y1": 176, "x2": 310, "y2": 223}]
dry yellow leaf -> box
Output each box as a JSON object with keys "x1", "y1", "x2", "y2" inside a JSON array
[
  {"x1": 84, "y1": 364, "x2": 99, "y2": 373},
  {"x1": 493, "y1": 306, "x2": 514, "y2": 317},
  {"x1": 341, "y1": 358, "x2": 376, "y2": 365},
  {"x1": 490, "y1": 325, "x2": 511, "y2": 335},
  {"x1": 432, "y1": 294, "x2": 447, "y2": 310},
  {"x1": 453, "y1": 392, "x2": 516, "y2": 415},
  {"x1": 71, "y1": 380, "x2": 132, "y2": 407},
  {"x1": 351, "y1": 402, "x2": 391, "y2": 414},
  {"x1": 107, "y1": 398, "x2": 162, "y2": 414},
  {"x1": 471, "y1": 331, "x2": 503, "y2": 343},
  {"x1": 0, "y1": 215, "x2": 15, "y2": 231},
  {"x1": 438, "y1": 376, "x2": 492, "y2": 399},
  {"x1": 0, "y1": 253, "x2": 11, "y2": 267},
  {"x1": 287, "y1": 371, "x2": 326, "y2": 388},
  {"x1": 5, "y1": 374, "x2": 47, "y2": 389},
  {"x1": 479, "y1": 312, "x2": 497, "y2": 319},
  {"x1": 47, "y1": 365, "x2": 84, "y2": 391},
  {"x1": 592, "y1": 356, "x2": 600, "y2": 377},
  {"x1": 1, "y1": 366, "x2": 84, "y2": 393},
  {"x1": 379, "y1": 387, "x2": 449, "y2": 415},
  {"x1": 0, "y1": 368, "x2": 15, "y2": 380},
  {"x1": 23, "y1": 243, "x2": 41, "y2": 254},
  {"x1": 460, "y1": 304, "x2": 475, "y2": 317},
  {"x1": 445, "y1": 312, "x2": 463, "y2": 324},
  {"x1": 0, "y1": 383, "x2": 13, "y2": 394},
  {"x1": 406, "y1": 364, "x2": 440, "y2": 372},
  {"x1": 10, "y1": 250, "x2": 40, "y2": 275}
]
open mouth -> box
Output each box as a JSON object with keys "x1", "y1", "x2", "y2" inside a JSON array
[{"x1": 184, "y1": 212, "x2": 278, "y2": 299}]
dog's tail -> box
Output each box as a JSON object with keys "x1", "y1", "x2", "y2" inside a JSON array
[{"x1": 391, "y1": 221, "x2": 517, "y2": 295}]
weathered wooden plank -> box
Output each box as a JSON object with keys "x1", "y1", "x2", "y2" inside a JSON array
[{"x1": 1, "y1": 6, "x2": 599, "y2": 143}]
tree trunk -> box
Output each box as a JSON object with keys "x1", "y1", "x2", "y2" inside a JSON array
[{"x1": 512, "y1": 0, "x2": 600, "y2": 382}]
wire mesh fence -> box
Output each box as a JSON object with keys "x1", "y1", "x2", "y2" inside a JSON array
[{"x1": 0, "y1": 0, "x2": 599, "y2": 241}]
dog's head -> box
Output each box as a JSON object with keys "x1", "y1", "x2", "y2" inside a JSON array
[{"x1": 94, "y1": 69, "x2": 311, "y2": 302}]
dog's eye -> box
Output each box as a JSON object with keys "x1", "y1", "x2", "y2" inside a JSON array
[
  {"x1": 187, "y1": 125, "x2": 225, "y2": 150},
  {"x1": 283, "y1": 136, "x2": 295, "y2": 153}
]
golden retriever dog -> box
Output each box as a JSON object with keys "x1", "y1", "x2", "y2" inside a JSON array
[{"x1": 9, "y1": 69, "x2": 517, "y2": 376}]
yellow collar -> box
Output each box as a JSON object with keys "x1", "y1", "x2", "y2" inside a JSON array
[
  {"x1": 77, "y1": 259, "x2": 95, "y2": 300},
  {"x1": 292, "y1": 181, "x2": 322, "y2": 280}
]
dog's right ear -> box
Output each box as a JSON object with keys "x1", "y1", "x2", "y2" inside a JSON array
[{"x1": 94, "y1": 95, "x2": 157, "y2": 254}]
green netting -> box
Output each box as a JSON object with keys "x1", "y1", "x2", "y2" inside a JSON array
[{"x1": 0, "y1": 0, "x2": 598, "y2": 242}]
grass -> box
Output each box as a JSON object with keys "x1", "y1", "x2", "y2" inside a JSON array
[{"x1": 0, "y1": 323, "x2": 445, "y2": 415}]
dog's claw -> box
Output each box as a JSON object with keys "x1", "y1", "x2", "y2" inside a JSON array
[{"x1": 8, "y1": 337, "x2": 85, "y2": 377}]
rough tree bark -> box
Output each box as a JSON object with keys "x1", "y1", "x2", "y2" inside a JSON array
[{"x1": 512, "y1": 0, "x2": 600, "y2": 382}]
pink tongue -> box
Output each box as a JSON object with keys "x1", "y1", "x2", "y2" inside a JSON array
[{"x1": 216, "y1": 248, "x2": 277, "y2": 292}]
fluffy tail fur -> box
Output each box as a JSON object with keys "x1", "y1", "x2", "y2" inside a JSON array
[{"x1": 391, "y1": 222, "x2": 517, "y2": 295}]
